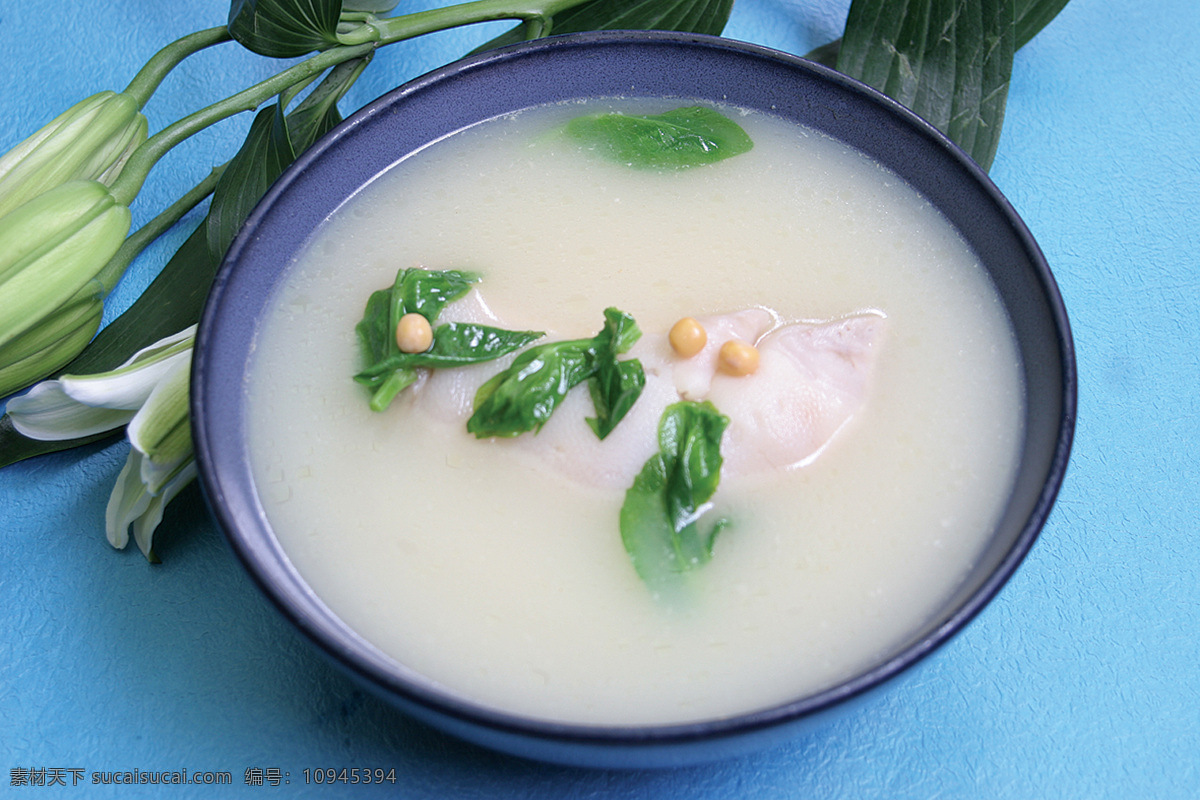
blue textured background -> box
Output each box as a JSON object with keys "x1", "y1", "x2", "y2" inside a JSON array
[{"x1": 2, "y1": 0, "x2": 1198, "y2": 797}]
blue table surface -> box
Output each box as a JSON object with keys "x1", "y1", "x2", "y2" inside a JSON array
[{"x1": 3, "y1": 0, "x2": 1198, "y2": 797}]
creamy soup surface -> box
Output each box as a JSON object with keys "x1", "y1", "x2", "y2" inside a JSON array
[{"x1": 246, "y1": 100, "x2": 1024, "y2": 726}]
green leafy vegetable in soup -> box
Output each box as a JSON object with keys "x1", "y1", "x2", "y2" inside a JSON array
[
  {"x1": 620, "y1": 400, "x2": 731, "y2": 589},
  {"x1": 468, "y1": 307, "x2": 646, "y2": 440},
  {"x1": 354, "y1": 267, "x2": 544, "y2": 411},
  {"x1": 564, "y1": 106, "x2": 753, "y2": 170}
]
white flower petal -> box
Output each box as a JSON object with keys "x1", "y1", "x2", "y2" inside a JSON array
[
  {"x1": 138, "y1": 446, "x2": 192, "y2": 502},
  {"x1": 54, "y1": 324, "x2": 195, "y2": 409},
  {"x1": 132, "y1": 459, "x2": 197, "y2": 560},
  {"x1": 119, "y1": 325, "x2": 196, "y2": 370},
  {"x1": 127, "y1": 354, "x2": 192, "y2": 493},
  {"x1": 6, "y1": 380, "x2": 135, "y2": 440},
  {"x1": 105, "y1": 447, "x2": 153, "y2": 550},
  {"x1": 61, "y1": 344, "x2": 192, "y2": 410}
]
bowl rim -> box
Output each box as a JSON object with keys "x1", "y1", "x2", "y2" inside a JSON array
[{"x1": 192, "y1": 28, "x2": 1076, "y2": 754}]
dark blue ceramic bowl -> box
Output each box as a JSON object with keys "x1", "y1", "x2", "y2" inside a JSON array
[{"x1": 192, "y1": 30, "x2": 1075, "y2": 768}]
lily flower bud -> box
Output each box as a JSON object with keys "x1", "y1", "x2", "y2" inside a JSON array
[
  {"x1": 0, "y1": 91, "x2": 147, "y2": 220},
  {"x1": 0, "y1": 293, "x2": 103, "y2": 398},
  {"x1": 0, "y1": 179, "x2": 131, "y2": 397}
]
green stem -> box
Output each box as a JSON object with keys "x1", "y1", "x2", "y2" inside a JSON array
[
  {"x1": 108, "y1": 42, "x2": 376, "y2": 206},
  {"x1": 122, "y1": 26, "x2": 233, "y2": 109},
  {"x1": 339, "y1": 0, "x2": 591, "y2": 45},
  {"x1": 370, "y1": 370, "x2": 417, "y2": 412},
  {"x1": 97, "y1": 166, "x2": 224, "y2": 293},
  {"x1": 108, "y1": 0, "x2": 591, "y2": 207}
]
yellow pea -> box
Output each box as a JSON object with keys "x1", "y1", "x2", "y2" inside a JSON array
[
  {"x1": 718, "y1": 339, "x2": 759, "y2": 376},
  {"x1": 395, "y1": 312, "x2": 433, "y2": 353},
  {"x1": 669, "y1": 317, "x2": 707, "y2": 358}
]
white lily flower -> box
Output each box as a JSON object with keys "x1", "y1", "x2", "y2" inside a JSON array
[
  {"x1": 105, "y1": 346, "x2": 196, "y2": 560},
  {"x1": 7, "y1": 325, "x2": 195, "y2": 438},
  {"x1": 7, "y1": 325, "x2": 197, "y2": 560}
]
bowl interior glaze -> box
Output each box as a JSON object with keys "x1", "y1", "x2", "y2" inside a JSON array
[{"x1": 192, "y1": 30, "x2": 1075, "y2": 768}]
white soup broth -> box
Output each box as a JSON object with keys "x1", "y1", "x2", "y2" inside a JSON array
[{"x1": 246, "y1": 101, "x2": 1024, "y2": 725}]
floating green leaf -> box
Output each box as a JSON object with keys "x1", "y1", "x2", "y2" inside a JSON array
[
  {"x1": 586, "y1": 309, "x2": 645, "y2": 440},
  {"x1": 468, "y1": 307, "x2": 644, "y2": 439},
  {"x1": 353, "y1": 268, "x2": 542, "y2": 412},
  {"x1": 354, "y1": 268, "x2": 478, "y2": 409},
  {"x1": 356, "y1": 323, "x2": 544, "y2": 377},
  {"x1": 620, "y1": 400, "x2": 730, "y2": 589},
  {"x1": 468, "y1": 339, "x2": 597, "y2": 438},
  {"x1": 565, "y1": 106, "x2": 753, "y2": 170}
]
